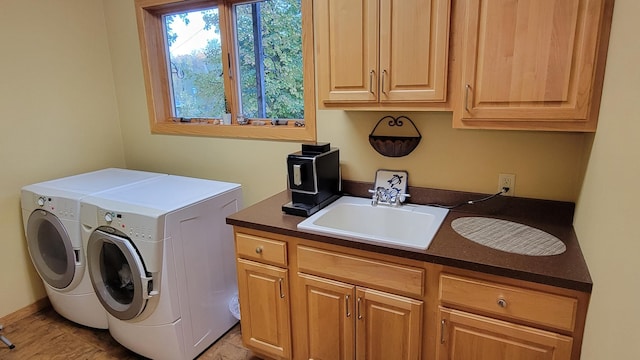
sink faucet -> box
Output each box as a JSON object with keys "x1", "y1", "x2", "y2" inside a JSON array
[
  {"x1": 369, "y1": 187, "x2": 385, "y2": 206},
  {"x1": 369, "y1": 169, "x2": 410, "y2": 207},
  {"x1": 369, "y1": 187, "x2": 410, "y2": 207},
  {"x1": 393, "y1": 193, "x2": 410, "y2": 206}
]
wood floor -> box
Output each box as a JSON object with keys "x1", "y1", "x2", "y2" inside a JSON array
[{"x1": 0, "y1": 307, "x2": 260, "y2": 359}]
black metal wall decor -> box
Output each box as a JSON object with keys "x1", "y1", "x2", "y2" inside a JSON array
[{"x1": 368, "y1": 115, "x2": 422, "y2": 157}]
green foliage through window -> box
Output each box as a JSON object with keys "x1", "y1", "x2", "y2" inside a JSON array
[
  {"x1": 164, "y1": 0, "x2": 303, "y2": 121},
  {"x1": 235, "y1": 0, "x2": 303, "y2": 119}
]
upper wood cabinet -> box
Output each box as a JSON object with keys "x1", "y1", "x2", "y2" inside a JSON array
[
  {"x1": 453, "y1": 0, "x2": 615, "y2": 131},
  {"x1": 314, "y1": 0, "x2": 451, "y2": 108}
]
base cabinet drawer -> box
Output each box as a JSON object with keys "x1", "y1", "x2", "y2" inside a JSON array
[
  {"x1": 437, "y1": 307, "x2": 573, "y2": 360},
  {"x1": 439, "y1": 274, "x2": 577, "y2": 332},
  {"x1": 236, "y1": 233, "x2": 287, "y2": 266},
  {"x1": 297, "y1": 245, "x2": 425, "y2": 297}
]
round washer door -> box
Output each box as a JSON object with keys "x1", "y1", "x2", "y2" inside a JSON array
[
  {"x1": 87, "y1": 228, "x2": 150, "y2": 320},
  {"x1": 26, "y1": 210, "x2": 75, "y2": 289}
]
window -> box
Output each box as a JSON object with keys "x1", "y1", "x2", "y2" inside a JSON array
[{"x1": 135, "y1": 0, "x2": 316, "y2": 141}]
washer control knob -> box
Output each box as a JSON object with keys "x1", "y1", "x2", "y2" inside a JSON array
[
  {"x1": 37, "y1": 197, "x2": 46, "y2": 207},
  {"x1": 104, "y1": 212, "x2": 115, "y2": 223}
]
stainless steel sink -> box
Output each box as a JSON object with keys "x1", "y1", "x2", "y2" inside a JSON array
[{"x1": 297, "y1": 196, "x2": 449, "y2": 250}]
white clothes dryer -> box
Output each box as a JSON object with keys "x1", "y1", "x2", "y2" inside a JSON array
[
  {"x1": 80, "y1": 175, "x2": 242, "y2": 360},
  {"x1": 21, "y1": 168, "x2": 167, "y2": 329}
]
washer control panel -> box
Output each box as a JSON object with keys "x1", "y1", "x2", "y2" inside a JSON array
[
  {"x1": 96, "y1": 208, "x2": 160, "y2": 242},
  {"x1": 30, "y1": 194, "x2": 77, "y2": 220}
]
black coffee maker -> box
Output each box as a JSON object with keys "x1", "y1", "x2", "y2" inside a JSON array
[{"x1": 282, "y1": 142, "x2": 341, "y2": 217}]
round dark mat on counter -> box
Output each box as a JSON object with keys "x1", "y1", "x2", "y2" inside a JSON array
[{"x1": 451, "y1": 217, "x2": 566, "y2": 256}]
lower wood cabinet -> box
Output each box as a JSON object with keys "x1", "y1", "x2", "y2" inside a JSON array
[
  {"x1": 233, "y1": 228, "x2": 589, "y2": 360},
  {"x1": 436, "y1": 308, "x2": 573, "y2": 360},
  {"x1": 236, "y1": 258, "x2": 291, "y2": 359},
  {"x1": 439, "y1": 274, "x2": 578, "y2": 332},
  {"x1": 298, "y1": 273, "x2": 423, "y2": 360},
  {"x1": 298, "y1": 273, "x2": 353, "y2": 360},
  {"x1": 437, "y1": 272, "x2": 585, "y2": 360}
]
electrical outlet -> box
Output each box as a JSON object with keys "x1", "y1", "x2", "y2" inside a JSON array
[{"x1": 498, "y1": 173, "x2": 515, "y2": 196}]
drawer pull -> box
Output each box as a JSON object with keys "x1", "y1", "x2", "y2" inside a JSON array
[
  {"x1": 497, "y1": 298, "x2": 508, "y2": 308},
  {"x1": 440, "y1": 274, "x2": 578, "y2": 331},
  {"x1": 255, "y1": 246, "x2": 263, "y2": 254}
]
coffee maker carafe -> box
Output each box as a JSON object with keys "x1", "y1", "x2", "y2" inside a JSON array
[{"x1": 282, "y1": 143, "x2": 340, "y2": 216}]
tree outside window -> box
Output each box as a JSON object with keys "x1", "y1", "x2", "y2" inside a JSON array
[{"x1": 135, "y1": 0, "x2": 315, "y2": 141}]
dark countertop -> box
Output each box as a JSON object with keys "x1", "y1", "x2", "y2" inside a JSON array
[{"x1": 227, "y1": 183, "x2": 592, "y2": 293}]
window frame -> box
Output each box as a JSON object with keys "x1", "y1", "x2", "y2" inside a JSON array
[{"x1": 134, "y1": 0, "x2": 316, "y2": 141}]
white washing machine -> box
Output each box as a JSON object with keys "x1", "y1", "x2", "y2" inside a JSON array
[
  {"x1": 20, "y1": 168, "x2": 167, "y2": 329},
  {"x1": 80, "y1": 175, "x2": 242, "y2": 360}
]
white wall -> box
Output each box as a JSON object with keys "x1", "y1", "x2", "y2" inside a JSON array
[
  {"x1": 574, "y1": 1, "x2": 640, "y2": 358},
  {"x1": 0, "y1": 0, "x2": 125, "y2": 316},
  {"x1": 104, "y1": 1, "x2": 588, "y2": 205}
]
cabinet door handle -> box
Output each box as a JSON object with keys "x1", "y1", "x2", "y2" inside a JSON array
[
  {"x1": 369, "y1": 70, "x2": 375, "y2": 94},
  {"x1": 464, "y1": 84, "x2": 471, "y2": 112},
  {"x1": 345, "y1": 295, "x2": 351, "y2": 318},
  {"x1": 381, "y1": 70, "x2": 387, "y2": 95},
  {"x1": 278, "y1": 278, "x2": 285, "y2": 299},
  {"x1": 440, "y1": 319, "x2": 446, "y2": 344},
  {"x1": 357, "y1": 297, "x2": 363, "y2": 320}
]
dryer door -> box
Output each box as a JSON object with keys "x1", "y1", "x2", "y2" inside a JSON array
[
  {"x1": 87, "y1": 228, "x2": 151, "y2": 320},
  {"x1": 26, "y1": 210, "x2": 76, "y2": 289}
]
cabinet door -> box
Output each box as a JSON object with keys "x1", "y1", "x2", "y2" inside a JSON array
[
  {"x1": 356, "y1": 288, "x2": 423, "y2": 360},
  {"x1": 236, "y1": 258, "x2": 291, "y2": 359},
  {"x1": 437, "y1": 308, "x2": 573, "y2": 360},
  {"x1": 315, "y1": 0, "x2": 450, "y2": 105},
  {"x1": 299, "y1": 273, "x2": 355, "y2": 360},
  {"x1": 456, "y1": 0, "x2": 609, "y2": 130},
  {"x1": 379, "y1": 0, "x2": 450, "y2": 102},
  {"x1": 315, "y1": 0, "x2": 379, "y2": 103}
]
